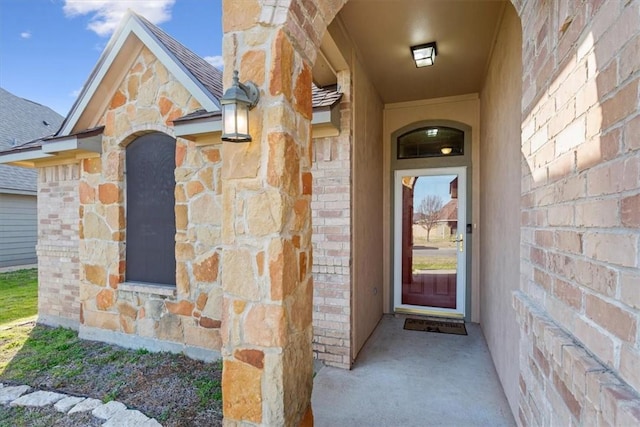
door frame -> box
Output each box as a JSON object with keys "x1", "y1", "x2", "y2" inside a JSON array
[{"x1": 393, "y1": 166, "x2": 467, "y2": 317}]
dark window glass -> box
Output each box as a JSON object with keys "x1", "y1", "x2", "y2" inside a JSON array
[
  {"x1": 397, "y1": 126, "x2": 464, "y2": 159},
  {"x1": 126, "y1": 132, "x2": 176, "y2": 285}
]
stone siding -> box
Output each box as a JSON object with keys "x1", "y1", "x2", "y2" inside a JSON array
[
  {"x1": 219, "y1": 0, "x2": 349, "y2": 421},
  {"x1": 77, "y1": 46, "x2": 223, "y2": 354},
  {"x1": 37, "y1": 164, "x2": 81, "y2": 329},
  {"x1": 311, "y1": 70, "x2": 352, "y2": 369},
  {"x1": 517, "y1": 0, "x2": 640, "y2": 424}
]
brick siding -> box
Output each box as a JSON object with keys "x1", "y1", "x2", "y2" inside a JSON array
[
  {"x1": 36, "y1": 164, "x2": 81, "y2": 328},
  {"x1": 311, "y1": 71, "x2": 352, "y2": 368},
  {"x1": 517, "y1": 0, "x2": 640, "y2": 424}
]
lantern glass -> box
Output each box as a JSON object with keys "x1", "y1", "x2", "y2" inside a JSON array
[
  {"x1": 236, "y1": 104, "x2": 249, "y2": 136},
  {"x1": 222, "y1": 102, "x2": 251, "y2": 142},
  {"x1": 223, "y1": 102, "x2": 236, "y2": 134}
]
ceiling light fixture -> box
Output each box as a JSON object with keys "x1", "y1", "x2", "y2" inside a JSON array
[
  {"x1": 440, "y1": 147, "x2": 453, "y2": 155},
  {"x1": 411, "y1": 42, "x2": 438, "y2": 68}
]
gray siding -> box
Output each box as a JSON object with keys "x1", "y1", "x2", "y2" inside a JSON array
[{"x1": 0, "y1": 193, "x2": 37, "y2": 267}]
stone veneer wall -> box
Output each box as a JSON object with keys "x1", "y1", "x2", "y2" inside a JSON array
[
  {"x1": 311, "y1": 70, "x2": 352, "y2": 368},
  {"x1": 37, "y1": 164, "x2": 81, "y2": 329},
  {"x1": 77, "y1": 46, "x2": 223, "y2": 357},
  {"x1": 516, "y1": 0, "x2": 640, "y2": 424}
]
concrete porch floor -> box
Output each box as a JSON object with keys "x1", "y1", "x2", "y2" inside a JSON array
[{"x1": 312, "y1": 315, "x2": 516, "y2": 426}]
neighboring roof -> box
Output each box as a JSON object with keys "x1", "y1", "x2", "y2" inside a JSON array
[
  {"x1": 438, "y1": 199, "x2": 458, "y2": 222},
  {"x1": 1, "y1": 137, "x2": 46, "y2": 154},
  {"x1": 0, "y1": 88, "x2": 63, "y2": 150},
  {"x1": 0, "y1": 88, "x2": 63, "y2": 193}
]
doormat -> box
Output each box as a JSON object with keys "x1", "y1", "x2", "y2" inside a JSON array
[{"x1": 403, "y1": 318, "x2": 467, "y2": 335}]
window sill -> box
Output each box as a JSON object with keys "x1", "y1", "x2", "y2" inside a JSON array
[{"x1": 119, "y1": 281, "x2": 176, "y2": 297}]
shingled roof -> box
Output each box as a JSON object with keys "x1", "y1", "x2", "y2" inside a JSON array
[{"x1": 0, "y1": 88, "x2": 63, "y2": 192}]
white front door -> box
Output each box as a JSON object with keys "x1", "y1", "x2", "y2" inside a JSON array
[{"x1": 394, "y1": 167, "x2": 467, "y2": 317}]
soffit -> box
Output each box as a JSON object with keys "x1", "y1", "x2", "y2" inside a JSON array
[{"x1": 336, "y1": 0, "x2": 506, "y2": 103}]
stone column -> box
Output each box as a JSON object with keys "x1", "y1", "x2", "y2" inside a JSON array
[{"x1": 220, "y1": 2, "x2": 316, "y2": 425}]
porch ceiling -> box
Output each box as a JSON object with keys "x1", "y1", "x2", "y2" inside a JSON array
[{"x1": 332, "y1": 0, "x2": 507, "y2": 103}]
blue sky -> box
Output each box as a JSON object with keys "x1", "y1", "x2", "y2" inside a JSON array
[
  {"x1": 0, "y1": 0, "x2": 224, "y2": 116},
  {"x1": 413, "y1": 175, "x2": 456, "y2": 206}
]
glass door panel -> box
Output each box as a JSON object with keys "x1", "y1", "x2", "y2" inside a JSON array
[{"x1": 394, "y1": 167, "x2": 466, "y2": 316}]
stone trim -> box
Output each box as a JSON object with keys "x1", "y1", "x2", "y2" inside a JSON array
[
  {"x1": 119, "y1": 282, "x2": 177, "y2": 297},
  {"x1": 79, "y1": 325, "x2": 220, "y2": 363}
]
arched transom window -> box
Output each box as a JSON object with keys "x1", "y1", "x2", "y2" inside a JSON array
[{"x1": 397, "y1": 126, "x2": 464, "y2": 159}]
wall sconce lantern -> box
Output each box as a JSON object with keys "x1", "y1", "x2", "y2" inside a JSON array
[
  {"x1": 221, "y1": 70, "x2": 260, "y2": 142},
  {"x1": 411, "y1": 42, "x2": 437, "y2": 68}
]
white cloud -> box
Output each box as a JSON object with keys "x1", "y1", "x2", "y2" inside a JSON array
[
  {"x1": 20, "y1": 31, "x2": 31, "y2": 39},
  {"x1": 70, "y1": 87, "x2": 82, "y2": 98},
  {"x1": 204, "y1": 55, "x2": 224, "y2": 69},
  {"x1": 63, "y1": 0, "x2": 175, "y2": 37}
]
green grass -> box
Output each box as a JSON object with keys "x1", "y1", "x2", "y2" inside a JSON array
[
  {"x1": 194, "y1": 376, "x2": 222, "y2": 408},
  {"x1": 412, "y1": 256, "x2": 457, "y2": 271},
  {"x1": 0, "y1": 268, "x2": 38, "y2": 325},
  {"x1": 0, "y1": 325, "x2": 86, "y2": 384}
]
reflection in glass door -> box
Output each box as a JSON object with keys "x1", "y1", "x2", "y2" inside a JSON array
[{"x1": 394, "y1": 167, "x2": 466, "y2": 316}]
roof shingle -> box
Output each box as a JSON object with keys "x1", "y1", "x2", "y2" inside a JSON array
[
  {"x1": 312, "y1": 84, "x2": 342, "y2": 108},
  {"x1": 0, "y1": 87, "x2": 63, "y2": 192}
]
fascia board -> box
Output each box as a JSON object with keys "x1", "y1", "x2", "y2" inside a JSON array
[
  {"x1": 312, "y1": 108, "x2": 332, "y2": 125},
  {"x1": 311, "y1": 103, "x2": 340, "y2": 127},
  {"x1": 0, "y1": 150, "x2": 53, "y2": 164},
  {"x1": 42, "y1": 134, "x2": 102, "y2": 154},
  {"x1": 174, "y1": 119, "x2": 222, "y2": 138}
]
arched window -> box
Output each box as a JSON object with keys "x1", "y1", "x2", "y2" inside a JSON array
[
  {"x1": 397, "y1": 126, "x2": 464, "y2": 159},
  {"x1": 125, "y1": 132, "x2": 176, "y2": 285}
]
